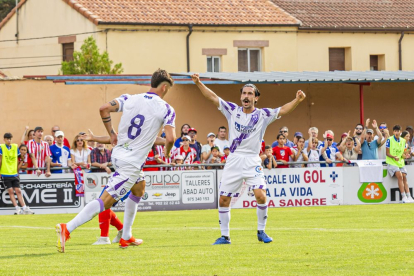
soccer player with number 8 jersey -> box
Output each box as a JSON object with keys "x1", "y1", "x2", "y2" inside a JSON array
[
  {"x1": 56, "y1": 69, "x2": 176, "y2": 252},
  {"x1": 191, "y1": 73, "x2": 306, "y2": 244}
]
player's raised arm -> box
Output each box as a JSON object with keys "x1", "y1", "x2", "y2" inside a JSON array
[
  {"x1": 278, "y1": 90, "x2": 306, "y2": 116},
  {"x1": 191, "y1": 73, "x2": 219, "y2": 107},
  {"x1": 164, "y1": 125, "x2": 176, "y2": 157},
  {"x1": 99, "y1": 99, "x2": 120, "y2": 146}
]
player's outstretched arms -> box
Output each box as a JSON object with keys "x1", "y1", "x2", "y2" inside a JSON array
[
  {"x1": 191, "y1": 73, "x2": 219, "y2": 107},
  {"x1": 99, "y1": 99, "x2": 120, "y2": 146},
  {"x1": 279, "y1": 90, "x2": 306, "y2": 116},
  {"x1": 164, "y1": 125, "x2": 176, "y2": 157}
]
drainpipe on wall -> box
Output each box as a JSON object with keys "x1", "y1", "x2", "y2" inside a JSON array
[
  {"x1": 15, "y1": 0, "x2": 19, "y2": 44},
  {"x1": 186, "y1": 24, "x2": 193, "y2": 72},
  {"x1": 398, "y1": 31, "x2": 405, "y2": 70}
]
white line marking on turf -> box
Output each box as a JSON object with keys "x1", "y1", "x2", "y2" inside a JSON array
[{"x1": 1, "y1": 225, "x2": 414, "y2": 233}]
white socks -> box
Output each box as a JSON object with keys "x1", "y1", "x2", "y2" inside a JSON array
[
  {"x1": 67, "y1": 199, "x2": 104, "y2": 233},
  {"x1": 257, "y1": 203, "x2": 268, "y2": 231},
  {"x1": 121, "y1": 193, "x2": 141, "y2": 241},
  {"x1": 218, "y1": 207, "x2": 231, "y2": 237}
]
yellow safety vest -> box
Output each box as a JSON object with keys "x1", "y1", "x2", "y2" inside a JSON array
[
  {"x1": 385, "y1": 136, "x2": 406, "y2": 168},
  {"x1": 0, "y1": 144, "x2": 18, "y2": 176}
]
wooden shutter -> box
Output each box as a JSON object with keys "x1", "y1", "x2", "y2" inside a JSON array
[
  {"x1": 370, "y1": 55, "x2": 378, "y2": 71},
  {"x1": 62, "y1": 43, "x2": 74, "y2": 62},
  {"x1": 329, "y1": 48, "x2": 345, "y2": 71},
  {"x1": 238, "y1": 49, "x2": 248, "y2": 72}
]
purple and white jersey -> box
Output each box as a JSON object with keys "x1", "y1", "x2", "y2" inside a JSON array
[
  {"x1": 112, "y1": 92, "x2": 176, "y2": 169},
  {"x1": 218, "y1": 97, "x2": 280, "y2": 156}
]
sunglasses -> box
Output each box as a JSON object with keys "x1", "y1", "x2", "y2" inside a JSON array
[
  {"x1": 355, "y1": 128, "x2": 363, "y2": 130},
  {"x1": 281, "y1": 130, "x2": 288, "y2": 133},
  {"x1": 77, "y1": 139, "x2": 83, "y2": 142},
  {"x1": 312, "y1": 142, "x2": 318, "y2": 144},
  {"x1": 327, "y1": 139, "x2": 333, "y2": 141},
  {"x1": 52, "y1": 130, "x2": 58, "y2": 132},
  {"x1": 379, "y1": 126, "x2": 387, "y2": 129}
]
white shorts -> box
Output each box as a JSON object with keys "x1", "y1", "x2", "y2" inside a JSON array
[
  {"x1": 219, "y1": 154, "x2": 266, "y2": 197},
  {"x1": 387, "y1": 165, "x2": 408, "y2": 178},
  {"x1": 106, "y1": 158, "x2": 145, "y2": 201}
]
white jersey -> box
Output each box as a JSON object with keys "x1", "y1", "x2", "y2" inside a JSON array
[
  {"x1": 218, "y1": 97, "x2": 280, "y2": 156},
  {"x1": 112, "y1": 92, "x2": 176, "y2": 169}
]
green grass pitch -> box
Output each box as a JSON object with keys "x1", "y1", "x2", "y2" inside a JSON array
[{"x1": 1, "y1": 204, "x2": 414, "y2": 275}]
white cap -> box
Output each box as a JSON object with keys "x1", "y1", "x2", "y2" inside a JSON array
[
  {"x1": 55, "y1": 131, "x2": 64, "y2": 137},
  {"x1": 182, "y1": 135, "x2": 191, "y2": 141},
  {"x1": 207, "y1": 132, "x2": 216, "y2": 138}
]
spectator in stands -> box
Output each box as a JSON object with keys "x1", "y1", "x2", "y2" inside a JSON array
[
  {"x1": 201, "y1": 133, "x2": 221, "y2": 163},
  {"x1": 51, "y1": 125, "x2": 71, "y2": 148},
  {"x1": 306, "y1": 130, "x2": 322, "y2": 168},
  {"x1": 215, "y1": 126, "x2": 229, "y2": 154},
  {"x1": 221, "y1": 146, "x2": 230, "y2": 163},
  {"x1": 27, "y1": 126, "x2": 52, "y2": 176},
  {"x1": 90, "y1": 143, "x2": 112, "y2": 173},
  {"x1": 188, "y1": 128, "x2": 202, "y2": 161},
  {"x1": 70, "y1": 134, "x2": 91, "y2": 169},
  {"x1": 354, "y1": 123, "x2": 364, "y2": 160},
  {"x1": 375, "y1": 122, "x2": 390, "y2": 160},
  {"x1": 263, "y1": 145, "x2": 277, "y2": 169},
  {"x1": 173, "y1": 123, "x2": 191, "y2": 148},
  {"x1": 18, "y1": 144, "x2": 33, "y2": 174},
  {"x1": 386, "y1": 125, "x2": 413, "y2": 203},
  {"x1": 338, "y1": 133, "x2": 361, "y2": 166},
  {"x1": 291, "y1": 136, "x2": 308, "y2": 168},
  {"x1": 361, "y1": 119, "x2": 382, "y2": 160},
  {"x1": 405, "y1": 126, "x2": 414, "y2": 148},
  {"x1": 318, "y1": 130, "x2": 342, "y2": 167},
  {"x1": 44, "y1": 135, "x2": 54, "y2": 147},
  {"x1": 292, "y1": 132, "x2": 303, "y2": 146},
  {"x1": 272, "y1": 126, "x2": 294, "y2": 148},
  {"x1": 50, "y1": 131, "x2": 76, "y2": 173},
  {"x1": 20, "y1": 126, "x2": 34, "y2": 145},
  {"x1": 272, "y1": 134, "x2": 294, "y2": 168},
  {"x1": 143, "y1": 145, "x2": 162, "y2": 172},
  {"x1": 171, "y1": 135, "x2": 198, "y2": 168},
  {"x1": 172, "y1": 155, "x2": 185, "y2": 171},
  {"x1": 304, "y1": 127, "x2": 322, "y2": 148},
  {"x1": 0, "y1": 133, "x2": 34, "y2": 214},
  {"x1": 207, "y1": 146, "x2": 222, "y2": 169}
]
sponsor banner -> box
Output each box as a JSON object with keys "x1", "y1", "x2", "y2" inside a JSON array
[
  {"x1": 0, "y1": 174, "x2": 83, "y2": 215},
  {"x1": 342, "y1": 166, "x2": 414, "y2": 205},
  {"x1": 84, "y1": 170, "x2": 217, "y2": 211},
  {"x1": 218, "y1": 167, "x2": 344, "y2": 209}
]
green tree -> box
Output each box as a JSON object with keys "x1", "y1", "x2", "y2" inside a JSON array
[
  {"x1": 60, "y1": 36, "x2": 123, "y2": 75},
  {"x1": 0, "y1": 0, "x2": 16, "y2": 22}
]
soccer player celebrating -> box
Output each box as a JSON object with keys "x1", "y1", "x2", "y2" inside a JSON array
[
  {"x1": 191, "y1": 73, "x2": 306, "y2": 244},
  {"x1": 56, "y1": 69, "x2": 176, "y2": 252}
]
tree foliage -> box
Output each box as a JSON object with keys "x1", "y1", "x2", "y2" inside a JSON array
[
  {"x1": 0, "y1": 0, "x2": 16, "y2": 22},
  {"x1": 60, "y1": 36, "x2": 123, "y2": 75}
]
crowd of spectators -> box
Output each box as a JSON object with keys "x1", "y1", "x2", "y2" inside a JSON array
[{"x1": 4, "y1": 120, "x2": 414, "y2": 174}]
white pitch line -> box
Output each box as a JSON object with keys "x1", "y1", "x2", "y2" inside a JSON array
[{"x1": 1, "y1": 225, "x2": 414, "y2": 233}]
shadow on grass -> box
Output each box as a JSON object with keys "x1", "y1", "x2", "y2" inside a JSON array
[{"x1": 0, "y1": 253, "x2": 55, "y2": 259}]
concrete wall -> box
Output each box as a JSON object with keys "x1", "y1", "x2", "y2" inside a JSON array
[{"x1": 0, "y1": 80, "x2": 413, "y2": 146}]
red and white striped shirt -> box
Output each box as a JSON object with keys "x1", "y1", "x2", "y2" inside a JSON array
[
  {"x1": 171, "y1": 146, "x2": 197, "y2": 165},
  {"x1": 27, "y1": 139, "x2": 51, "y2": 171}
]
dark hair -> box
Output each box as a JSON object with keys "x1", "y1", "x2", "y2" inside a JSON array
[
  {"x1": 151, "y1": 68, "x2": 174, "y2": 88},
  {"x1": 4, "y1": 133, "x2": 12, "y2": 139},
  {"x1": 26, "y1": 129, "x2": 34, "y2": 140},
  {"x1": 19, "y1": 144, "x2": 27, "y2": 150},
  {"x1": 240, "y1": 84, "x2": 260, "y2": 104},
  {"x1": 298, "y1": 137, "x2": 305, "y2": 142},
  {"x1": 393, "y1": 125, "x2": 401, "y2": 131},
  {"x1": 218, "y1": 126, "x2": 227, "y2": 131},
  {"x1": 277, "y1": 134, "x2": 285, "y2": 140},
  {"x1": 401, "y1": 131, "x2": 409, "y2": 138},
  {"x1": 265, "y1": 145, "x2": 271, "y2": 150},
  {"x1": 180, "y1": 124, "x2": 191, "y2": 136}
]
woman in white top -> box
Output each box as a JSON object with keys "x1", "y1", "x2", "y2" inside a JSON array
[
  {"x1": 70, "y1": 134, "x2": 91, "y2": 169},
  {"x1": 306, "y1": 129, "x2": 327, "y2": 167},
  {"x1": 338, "y1": 134, "x2": 361, "y2": 167}
]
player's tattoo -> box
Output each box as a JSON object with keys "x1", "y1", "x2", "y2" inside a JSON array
[
  {"x1": 102, "y1": 118, "x2": 111, "y2": 123},
  {"x1": 101, "y1": 116, "x2": 110, "y2": 120},
  {"x1": 110, "y1": 100, "x2": 117, "y2": 106},
  {"x1": 110, "y1": 129, "x2": 116, "y2": 134}
]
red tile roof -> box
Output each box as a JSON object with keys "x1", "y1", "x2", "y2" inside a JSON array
[
  {"x1": 272, "y1": 0, "x2": 414, "y2": 29},
  {"x1": 62, "y1": 0, "x2": 300, "y2": 26}
]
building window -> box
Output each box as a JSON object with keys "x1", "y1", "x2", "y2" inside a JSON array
[
  {"x1": 238, "y1": 48, "x2": 261, "y2": 72},
  {"x1": 370, "y1": 55, "x2": 385, "y2": 71},
  {"x1": 329, "y1": 48, "x2": 345, "y2": 71},
  {"x1": 207, "y1": 56, "x2": 221, "y2": 72},
  {"x1": 62, "y1": 43, "x2": 74, "y2": 62}
]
